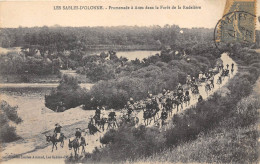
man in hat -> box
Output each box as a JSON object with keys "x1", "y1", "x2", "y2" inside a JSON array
[
  {"x1": 126, "y1": 101, "x2": 134, "y2": 120},
  {"x1": 54, "y1": 123, "x2": 62, "y2": 140},
  {"x1": 108, "y1": 109, "x2": 116, "y2": 121},
  {"x1": 75, "y1": 128, "x2": 82, "y2": 143},
  {"x1": 95, "y1": 106, "x2": 101, "y2": 121}
]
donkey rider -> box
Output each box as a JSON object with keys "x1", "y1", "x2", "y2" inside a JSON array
[
  {"x1": 75, "y1": 128, "x2": 82, "y2": 144},
  {"x1": 54, "y1": 123, "x2": 62, "y2": 140}
]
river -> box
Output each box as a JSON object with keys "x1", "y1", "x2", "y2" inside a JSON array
[
  {"x1": 0, "y1": 50, "x2": 160, "y2": 162},
  {"x1": 116, "y1": 51, "x2": 160, "y2": 60}
]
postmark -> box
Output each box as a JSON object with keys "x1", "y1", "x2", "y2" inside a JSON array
[{"x1": 214, "y1": 0, "x2": 256, "y2": 50}]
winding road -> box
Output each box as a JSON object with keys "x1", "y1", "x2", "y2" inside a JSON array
[{"x1": 1, "y1": 53, "x2": 237, "y2": 164}]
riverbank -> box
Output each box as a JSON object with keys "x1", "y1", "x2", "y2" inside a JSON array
[
  {"x1": 0, "y1": 71, "x2": 90, "y2": 84},
  {"x1": 84, "y1": 44, "x2": 160, "y2": 51}
]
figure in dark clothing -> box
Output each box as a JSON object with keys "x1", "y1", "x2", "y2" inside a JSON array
[
  {"x1": 75, "y1": 128, "x2": 82, "y2": 144},
  {"x1": 198, "y1": 95, "x2": 203, "y2": 103},
  {"x1": 221, "y1": 64, "x2": 224, "y2": 70},
  {"x1": 54, "y1": 123, "x2": 62, "y2": 140},
  {"x1": 218, "y1": 76, "x2": 222, "y2": 84},
  {"x1": 75, "y1": 128, "x2": 82, "y2": 139},
  {"x1": 95, "y1": 107, "x2": 101, "y2": 120},
  {"x1": 161, "y1": 111, "x2": 168, "y2": 120},
  {"x1": 161, "y1": 110, "x2": 168, "y2": 126},
  {"x1": 126, "y1": 101, "x2": 134, "y2": 119},
  {"x1": 226, "y1": 64, "x2": 229, "y2": 69},
  {"x1": 151, "y1": 97, "x2": 159, "y2": 112},
  {"x1": 185, "y1": 90, "x2": 189, "y2": 96},
  {"x1": 108, "y1": 111, "x2": 116, "y2": 121}
]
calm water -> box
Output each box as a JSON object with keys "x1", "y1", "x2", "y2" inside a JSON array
[
  {"x1": 92, "y1": 50, "x2": 160, "y2": 60},
  {"x1": 116, "y1": 51, "x2": 160, "y2": 60},
  {"x1": 0, "y1": 50, "x2": 160, "y2": 136}
]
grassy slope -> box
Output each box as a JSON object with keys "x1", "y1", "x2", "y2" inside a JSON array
[{"x1": 135, "y1": 77, "x2": 260, "y2": 164}]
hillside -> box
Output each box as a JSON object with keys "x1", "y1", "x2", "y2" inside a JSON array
[
  {"x1": 136, "y1": 77, "x2": 260, "y2": 163},
  {"x1": 131, "y1": 49, "x2": 260, "y2": 163},
  {"x1": 65, "y1": 47, "x2": 260, "y2": 163}
]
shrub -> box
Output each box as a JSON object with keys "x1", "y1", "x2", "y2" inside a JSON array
[
  {"x1": 0, "y1": 101, "x2": 22, "y2": 124},
  {"x1": 0, "y1": 100, "x2": 22, "y2": 143},
  {"x1": 100, "y1": 129, "x2": 117, "y2": 145},
  {"x1": 0, "y1": 123, "x2": 19, "y2": 142},
  {"x1": 95, "y1": 125, "x2": 165, "y2": 162},
  {"x1": 45, "y1": 75, "x2": 88, "y2": 111},
  {"x1": 234, "y1": 94, "x2": 260, "y2": 127}
]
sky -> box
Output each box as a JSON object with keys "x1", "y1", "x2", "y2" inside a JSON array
[{"x1": 0, "y1": 0, "x2": 259, "y2": 29}]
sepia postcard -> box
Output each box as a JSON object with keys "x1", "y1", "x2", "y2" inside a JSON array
[{"x1": 0, "y1": 0, "x2": 259, "y2": 163}]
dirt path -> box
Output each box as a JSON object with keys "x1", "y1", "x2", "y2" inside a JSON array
[{"x1": 1, "y1": 53, "x2": 237, "y2": 164}]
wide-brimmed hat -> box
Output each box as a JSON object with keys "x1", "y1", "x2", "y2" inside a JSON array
[{"x1": 55, "y1": 123, "x2": 60, "y2": 126}]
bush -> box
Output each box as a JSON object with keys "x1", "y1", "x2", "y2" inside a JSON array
[
  {"x1": 100, "y1": 129, "x2": 117, "y2": 145},
  {"x1": 0, "y1": 100, "x2": 22, "y2": 143},
  {"x1": 233, "y1": 93, "x2": 260, "y2": 127},
  {"x1": 0, "y1": 123, "x2": 19, "y2": 142},
  {"x1": 0, "y1": 101, "x2": 22, "y2": 124},
  {"x1": 92, "y1": 125, "x2": 165, "y2": 162},
  {"x1": 45, "y1": 75, "x2": 88, "y2": 111}
]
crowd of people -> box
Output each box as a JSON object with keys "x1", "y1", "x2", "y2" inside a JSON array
[{"x1": 49, "y1": 62, "x2": 235, "y2": 153}]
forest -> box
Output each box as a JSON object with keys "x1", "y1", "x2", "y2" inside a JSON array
[
  {"x1": 0, "y1": 25, "x2": 215, "y2": 76},
  {"x1": 0, "y1": 26, "x2": 259, "y2": 78},
  {"x1": 1, "y1": 25, "x2": 260, "y2": 111}
]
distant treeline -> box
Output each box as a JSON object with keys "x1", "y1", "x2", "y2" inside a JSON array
[
  {"x1": 0, "y1": 25, "x2": 213, "y2": 76},
  {"x1": 0, "y1": 26, "x2": 259, "y2": 78},
  {"x1": 0, "y1": 25, "x2": 215, "y2": 50}
]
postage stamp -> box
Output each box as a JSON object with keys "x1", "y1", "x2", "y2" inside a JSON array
[{"x1": 215, "y1": 0, "x2": 256, "y2": 45}]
